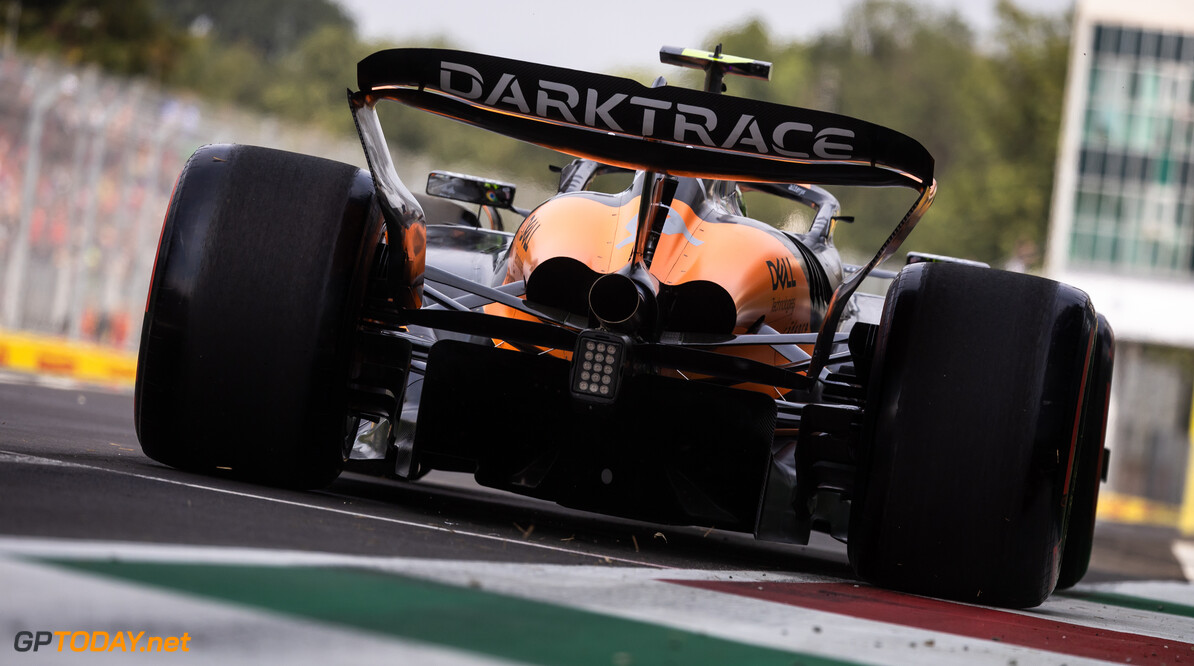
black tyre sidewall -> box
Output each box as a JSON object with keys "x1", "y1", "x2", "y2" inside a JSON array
[
  {"x1": 136, "y1": 144, "x2": 380, "y2": 488},
  {"x1": 849, "y1": 262, "x2": 1096, "y2": 608}
]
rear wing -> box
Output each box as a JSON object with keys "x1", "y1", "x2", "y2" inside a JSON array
[
  {"x1": 348, "y1": 48, "x2": 935, "y2": 379},
  {"x1": 354, "y1": 48, "x2": 933, "y2": 189}
]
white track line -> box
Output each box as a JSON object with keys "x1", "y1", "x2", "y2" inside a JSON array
[
  {"x1": 0, "y1": 450, "x2": 668, "y2": 569},
  {"x1": 0, "y1": 535, "x2": 813, "y2": 583},
  {"x1": 1174, "y1": 539, "x2": 1194, "y2": 581},
  {"x1": 0, "y1": 369, "x2": 130, "y2": 394}
]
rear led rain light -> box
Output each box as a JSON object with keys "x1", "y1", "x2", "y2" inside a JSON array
[{"x1": 570, "y1": 331, "x2": 630, "y2": 404}]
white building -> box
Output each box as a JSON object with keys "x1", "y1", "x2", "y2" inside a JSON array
[{"x1": 1046, "y1": 0, "x2": 1194, "y2": 532}]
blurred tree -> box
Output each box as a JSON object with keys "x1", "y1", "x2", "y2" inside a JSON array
[
  {"x1": 167, "y1": 37, "x2": 272, "y2": 108},
  {"x1": 14, "y1": 0, "x2": 184, "y2": 77},
  {"x1": 156, "y1": 0, "x2": 354, "y2": 61},
  {"x1": 259, "y1": 24, "x2": 374, "y2": 132},
  {"x1": 983, "y1": 0, "x2": 1071, "y2": 265},
  {"x1": 164, "y1": 3, "x2": 366, "y2": 126},
  {"x1": 801, "y1": 0, "x2": 1001, "y2": 261}
]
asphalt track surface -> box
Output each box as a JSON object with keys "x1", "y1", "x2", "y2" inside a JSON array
[
  {"x1": 0, "y1": 377, "x2": 851, "y2": 571},
  {"x1": 2, "y1": 375, "x2": 1193, "y2": 665}
]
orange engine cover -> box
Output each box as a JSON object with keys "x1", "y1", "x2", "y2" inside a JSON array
[{"x1": 501, "y1": 188, "x2": 817, "y2": 336}]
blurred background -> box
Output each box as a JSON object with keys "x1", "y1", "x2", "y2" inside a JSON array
[{"x1": 0, "y1": 0, "x2": 1190, "y2": 540}]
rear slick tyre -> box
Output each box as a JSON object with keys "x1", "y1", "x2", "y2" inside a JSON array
[
  {"x1": 134, "y1": 144, "x2": 381, "y2": 489},
  {"x1": 848, "y1": 262, "x2": 1097, "y2": 608}
]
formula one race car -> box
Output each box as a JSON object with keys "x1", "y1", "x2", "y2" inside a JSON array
[{"x1": 134, "y1": 46, "x2": 1114, "y2": 608}]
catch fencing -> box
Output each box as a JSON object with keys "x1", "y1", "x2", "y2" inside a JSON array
[{"x1": 0, "y1": 54, "x2": 364, "y2": 351}]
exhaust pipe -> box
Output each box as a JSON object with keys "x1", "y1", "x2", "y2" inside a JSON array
[
  {"x1": 589, "y1": 171, "x2": 673, "y2": 337},
  {"x1": 588, "y1": 269, "x2": 657, "y2": 334}
]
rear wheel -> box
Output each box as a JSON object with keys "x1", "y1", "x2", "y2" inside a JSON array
[
  {"x1": 135, "y1": 144, "x2": 382, "y2": 488},
  {"x1": 848, "y1": 262, "x2": 1096, "y2": 608}
]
